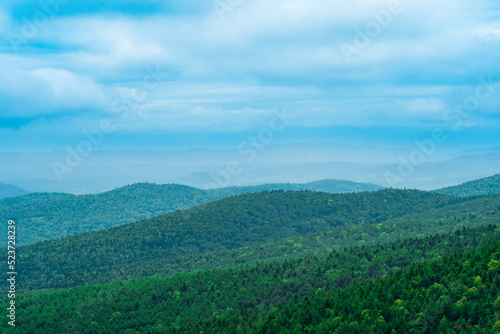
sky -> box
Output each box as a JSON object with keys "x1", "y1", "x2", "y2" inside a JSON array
[{"x1": 1, "y1": 0, "x2": 500, "y2": 152}]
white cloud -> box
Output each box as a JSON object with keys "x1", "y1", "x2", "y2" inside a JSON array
[
  {"x1": 1, "y1": 0, "x2": 499, "y2": 136},
  {"x1": 32, "y1": 68, "x2": 106, "y2": 108},
  {"x1": 8, "y1": 0, "x2": 495, "y2": 83},
  {"x1": 0, "y1": 65, "x2": 106, "y2": 117},
  {"x1": 476, "y1": 28, "x2": 500, "y2": 41}
]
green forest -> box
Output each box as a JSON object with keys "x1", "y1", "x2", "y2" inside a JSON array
[
  {"x1": 13, "y1": 189, "x2": 500, "y2": 291},
  {"x1": 2, "y1": 225, "x2": 499, "y2": 333},
  {"x1": 435, "y1": 174, "x2": 500, "y2": 197},
  {"x1": 1, "y1": 176, "x2": 500, "y2": 333},
  {"x1": 2, "y1": 0, "x2": 499, "y2": 331},
  {"x1": 182, "y1": 237, "x2": 500, "y2": 334},
  {"x1": 0, "y1": 179, "x2": 381, "y2": 246}
]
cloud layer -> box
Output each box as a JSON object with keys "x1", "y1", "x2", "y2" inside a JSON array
[{"x1": 0, "y1": 0, "x2": 499, "y2": 150}]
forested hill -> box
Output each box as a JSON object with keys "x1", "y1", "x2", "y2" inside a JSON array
[
  {"x1": 184, "y1": 237, "x2": 500, "y2": 334},
  {"x1": 14, "y1": 189, "x2": 500, "y2": 291},
  {"x1": 4, "y1": 225, "x2": 499, "y2": 333},
  {"x1": 1, "y1": 179, "x2": 382, "y2": 246},
  {"x1": 1, "y1": 183, "x2": 214, "y2": 245},
  {"x1": 0, "y1": 182, "x2": 27, "y2": 199},
  {"x1": 435, "y1": 173, "x2": 500, "y2": 197}
]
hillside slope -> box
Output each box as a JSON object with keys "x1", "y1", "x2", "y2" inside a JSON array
[
  {"x1": 1, "y1": 183, "x2": 214, "y2": 245},
  {"x1": 184, "y1": 237, "x2": 500, "y2": 334},
  {"x1": 435, "y1": 173, "x2": 500, "y2": 197},
  {"x1": 3, "y1": 225, "x2": 499, "y2": 333},
  {"x1": 0, "y1": 182, "x2": 27, "y2": 199},
  {"x1": 1, "y1": 179, "x2": 382, "y2": 245},
  {"x1": 14, "y1": 190, "x2": 500, "y2": 291}
]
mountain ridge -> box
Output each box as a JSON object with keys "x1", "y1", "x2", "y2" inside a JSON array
[
  {"x1": 0, "y1": 182, "x2": 27, "y2": 199},
  {"x1": 435, "y1": 173, "x2": 500, "y2": 197},
  {"x1": 14, "y1": 189, "x2": 500, "y2": 292},
  {"x1": 1, "y1": 179, "x2": 383, "y2": 246},
  {"x1": 4, "y1": 224, "x2": 499, "y2": 333}
]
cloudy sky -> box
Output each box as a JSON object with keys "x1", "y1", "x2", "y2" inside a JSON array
[{"x1": 1, "y1": 0, "x2": 500, "y2": 152}]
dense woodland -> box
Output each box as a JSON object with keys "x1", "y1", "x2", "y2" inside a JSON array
[
  {"x1": 0, "y1": 183, "x2": 217, "y2": 245},
  {"x1": 180, "y1": 238, "x2": 500, "y2": 334},
  {"x1": 3, "y1": 173, "x2": 497, "y2": 246},
  {"x1": 1, "y1": 176, "x2": 500, "y2": 333},
  {"x1": 13, "y1": 189, "x2": 500, "y2": 291},
  {"x1": 0, "y1": 179, "x2": 381, "y2": 245},
  {"x1": 435, "y1": 174, "x2": 500, "y2": 197},
  {"x1": 2, "y1": 225, "x2": 499, "y2": 333}
]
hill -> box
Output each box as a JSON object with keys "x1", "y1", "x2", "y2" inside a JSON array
[
  {"x1": 3, "y1": 225, "x2": 499, "y2": 333},
  {"x1": 1, "y1": 179, "x2": 382, "y2": 246},
  {"x1": 435, "y1": 173, "x2": 500, "y2": 197},
  {"x1": 226, "y1": 179, "x2": 382, "y2": 194},
  {"x1": 1, "y1": 183, "x2": 215, "y2": 245},
  {"x1": 0, "y1": 182, "x2": 27, "y2": 199},
  {"x1": 185, "y1": 235, "x2": 500, "y2": 334},
  {"x1": 13, "y1": 189, "x2": 500, "y2": 291}
]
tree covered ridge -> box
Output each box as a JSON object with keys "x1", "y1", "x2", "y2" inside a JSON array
[
  {"x1": 174, "y1": 237, "x2": 500, "y2": 334},
  {"x1": 14, "y1": 189, "x2": 483, "y2": 291},
  {"x1": 435, "y1": 174, "x2": 500, "y2": 197},
  {"x1": 0, "y1": 183, "x2": 214, "y2": 245},
  {"x1": 2, "y1": 225, "x2": 499, "y2": 334},
  {"x1": 0, "y1": 179, "x2": 382, "y2": 246}
]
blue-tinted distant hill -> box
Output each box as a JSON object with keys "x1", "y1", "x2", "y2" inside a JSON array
[
  {"x1": 1, "y1": 179, "x2": 382, "y2": 245},
  {"x1": 434, "y1": 173, "x2": 500, "y2": 197},
  {"x1": 0, "y1": 182, "x2": 27, "y2": 199},
  {"x1": 227, "y1": 179, "x2": 382, "y2": 195}
]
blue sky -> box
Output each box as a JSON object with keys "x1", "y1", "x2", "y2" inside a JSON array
[{"x1": 1, "y1": 0, "x2": 500, "y2": 152}]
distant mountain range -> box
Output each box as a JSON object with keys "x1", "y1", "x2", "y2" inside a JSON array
[
  {"x1": 1, "y1": 179, "x2": 382, "y2": 246},
  {"x1": 435, "y1": 173, "x2": 500, "y2": 197},
  {"x1": 226, "y1": 179, "x2": 382, "y2": 194},
  {"x1": 0, "y1": 182, "x2": 27, "y2": 199},
  {"x1": 2, "y1": 146, "x2": 500, "y2": 193}
]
